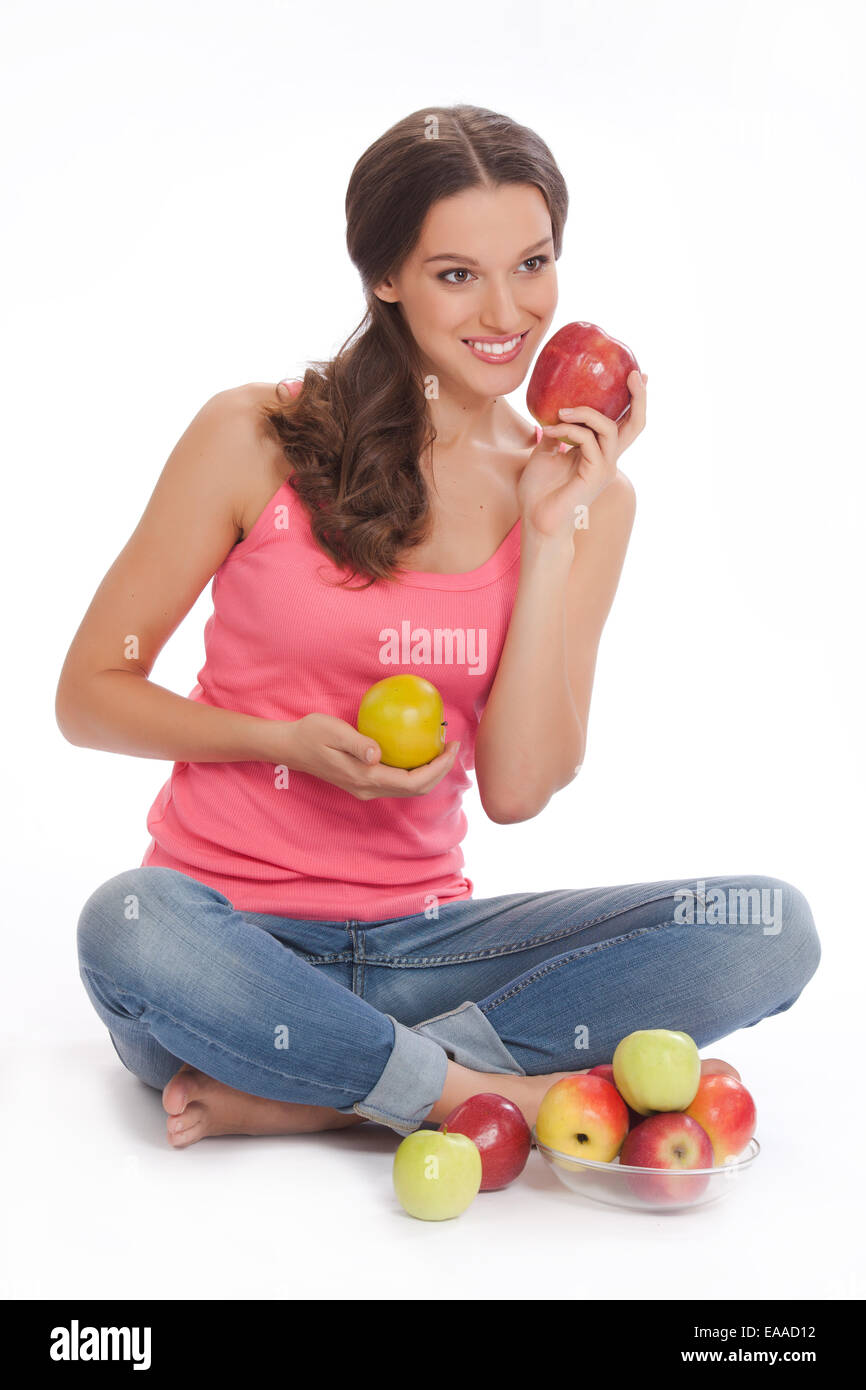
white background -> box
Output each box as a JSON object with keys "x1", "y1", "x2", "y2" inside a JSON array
[{"x1": 2, "y1": 0, "x2": 864, "y2": 1302}]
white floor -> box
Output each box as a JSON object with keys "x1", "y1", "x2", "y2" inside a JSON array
[{"x1": 2, "y1": 1000, "x2": 858, "y2": 1302}]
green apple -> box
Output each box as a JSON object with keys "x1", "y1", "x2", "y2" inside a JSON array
[
  {"x1": 392, "y1": 1127, "x2": 482, "y2": 1221},
  {"x1": 612, "y1": 1029, "x2": 701, "y2": 1115}
]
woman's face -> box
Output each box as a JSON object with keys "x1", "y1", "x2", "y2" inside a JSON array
[{"x1": 374, "y1": 182, "x2": 558, "y2": 399}]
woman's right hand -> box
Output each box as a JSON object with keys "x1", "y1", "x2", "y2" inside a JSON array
[{"x1": 277, "y1": 712, "x2": 461, "y2": 800}]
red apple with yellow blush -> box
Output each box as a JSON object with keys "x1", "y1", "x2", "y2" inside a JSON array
[
  {"x1": 535, "y1": 1074, "x2": 629, "y2": 1163},
  {"x1": 685, "y1": 1074, "x2": 757, "y2": 1163}
]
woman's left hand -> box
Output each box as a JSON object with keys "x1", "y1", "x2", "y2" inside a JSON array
[{"x1": 518, "y1": 369, "x2": 648, "y2": 542}]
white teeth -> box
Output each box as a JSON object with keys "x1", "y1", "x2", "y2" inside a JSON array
[{"x1": 466, "y1": 335, "x2": 522, "y2": 355}]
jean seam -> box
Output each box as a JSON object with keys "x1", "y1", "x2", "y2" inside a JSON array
[
  {"x1": 80, "y1": 962, "x2": 361, "y2": 1100},
  {"x1": 282, "y1": 951, "x2": 353, "y2": 966},
  {"x1": 480, "y1": 921, "x2": 676, "y2": 1013},
  {"x1": 349, "y1": 926, "x2": 360, "y2": 995},
  {"x1": 361, "y1": 891, "x2": 680, "y2": 967}
]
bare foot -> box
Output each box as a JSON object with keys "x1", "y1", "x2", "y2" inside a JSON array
[
  {"x1": 162, "y1": 1064, "x2": 367, "y2": 1149},
  {"x1": 429, "y1": 1067, "x2": 586, "y2": 1133},
  {"x1": 518, "y1": 1070, "x2": 592, "y2": 1129},
  {"x1": 512, "y1": 1057, "x2": 742, "y2": 1131},
  {"x1": 504, "y1": 1057, "x2": 742, "y2": 1130},
  {"x1": 700, "y1": 1057, "x2": 742, "y2": 1081},
  {"x1": 569, "y1": 1057, "x2": 742, "y2": 1082}
]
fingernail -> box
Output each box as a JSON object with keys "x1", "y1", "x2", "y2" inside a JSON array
[{"x1": 558, "y1": 407, "x2": 577, "y2": 416}]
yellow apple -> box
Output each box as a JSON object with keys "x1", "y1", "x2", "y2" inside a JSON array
[{"x1": 357, "y1": 673, "x2": 447, "y2": 769}]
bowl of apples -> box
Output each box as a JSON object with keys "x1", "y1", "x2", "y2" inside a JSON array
[{"x1": 532, "y1": 1030, "x2": 760, "y2": 1212}]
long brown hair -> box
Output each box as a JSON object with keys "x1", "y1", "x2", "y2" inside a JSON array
[{"x1": 256, "y1": 104, "x2": 569, "y2": 589}]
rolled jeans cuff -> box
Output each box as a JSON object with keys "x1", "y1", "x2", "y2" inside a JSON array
[
  {"x1": 336, "y1": 1001, "x2": 526, "y2": 1136},
  {"x1": 410, "y1": 999, "x2": 527, "y2": 1077},
  {"x1": 335, "y1": 1014, "x2": 450, "y2": 1135}
]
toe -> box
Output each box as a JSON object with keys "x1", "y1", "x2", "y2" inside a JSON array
[
  {"x1": 700, "y1": 1057, "x2": 742, "y2": 1081},
  {"x1": 162, "y1": 1062, "x2": 200, "y2": 1115},
  {"x1": 166, "y1": 1101, "x2": 207, "y2": 1148}
]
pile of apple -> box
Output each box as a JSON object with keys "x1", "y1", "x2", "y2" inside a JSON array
[
  {"x1": 539, "y1": 1029, "x2": 757, "y2": 1206},
  {"x1": 392, "y1": 1029, "x2": 757, "y2": 1220}
]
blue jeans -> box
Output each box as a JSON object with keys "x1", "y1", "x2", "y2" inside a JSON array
[{"x1": 76, "y1": 867, "x2": 820, "y2": 1135}]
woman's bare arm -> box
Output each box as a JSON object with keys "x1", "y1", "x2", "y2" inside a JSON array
[{"x1": 55, "y1": 385, "x2": 287, "y2": 763}]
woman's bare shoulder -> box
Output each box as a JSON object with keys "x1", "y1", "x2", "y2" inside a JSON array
[
  {"x1": 231, "y1": 379, "x2": 292, "y2": 423},
  {"x1": 225, "y1": 382, "x2": 297, "y2": 541}
]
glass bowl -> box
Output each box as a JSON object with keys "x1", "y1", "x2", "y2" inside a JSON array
[{"x1": 532, "y1": 1130, "x2": 761, "y2": 1211}]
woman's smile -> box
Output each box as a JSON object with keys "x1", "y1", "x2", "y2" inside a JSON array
[{"x1": 461, "y1": 328, "x2": 532, "y2": 364}]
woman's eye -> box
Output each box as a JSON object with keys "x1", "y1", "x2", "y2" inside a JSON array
[
  {"x1": 439, "y1": 268, "x2": 475, "y2": 285},
  {"x1": 437, "y1": 255, "x2": 549, "y2": 285}
]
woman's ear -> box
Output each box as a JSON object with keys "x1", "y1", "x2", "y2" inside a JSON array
[{"x1": 373, "y1": 279, "x2": 399, "y2": 304}]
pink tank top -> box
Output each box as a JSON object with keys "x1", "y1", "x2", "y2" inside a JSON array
[{"x1": 141, "y1": 382, "x2": 543, "y2": 921}]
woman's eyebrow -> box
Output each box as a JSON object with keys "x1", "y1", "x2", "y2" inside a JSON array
[{"x1": 423, "y1": 236, "x2": 553, "y2": 267}]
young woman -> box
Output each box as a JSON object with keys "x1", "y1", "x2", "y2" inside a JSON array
[{"x1": 60, "y1": 105, "x2": 820, "y2": 1149}]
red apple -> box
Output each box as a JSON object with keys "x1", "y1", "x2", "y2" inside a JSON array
[
  {"x1": 587, "y1": 1064, "x2": 643, "y2": 1129},
  {"x1": 620, "y1": 1112, "x2": 714, "y2": 1205},
  {"x1": 685, "y1": 1074, "x2": 757, "y2": 1163},
  {"x1": 439, "y1": 1092, "x2": 532, "y2": 1192},
  {"x1": 527, "y1": 321, "x2": 639, "y2": 426}
]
